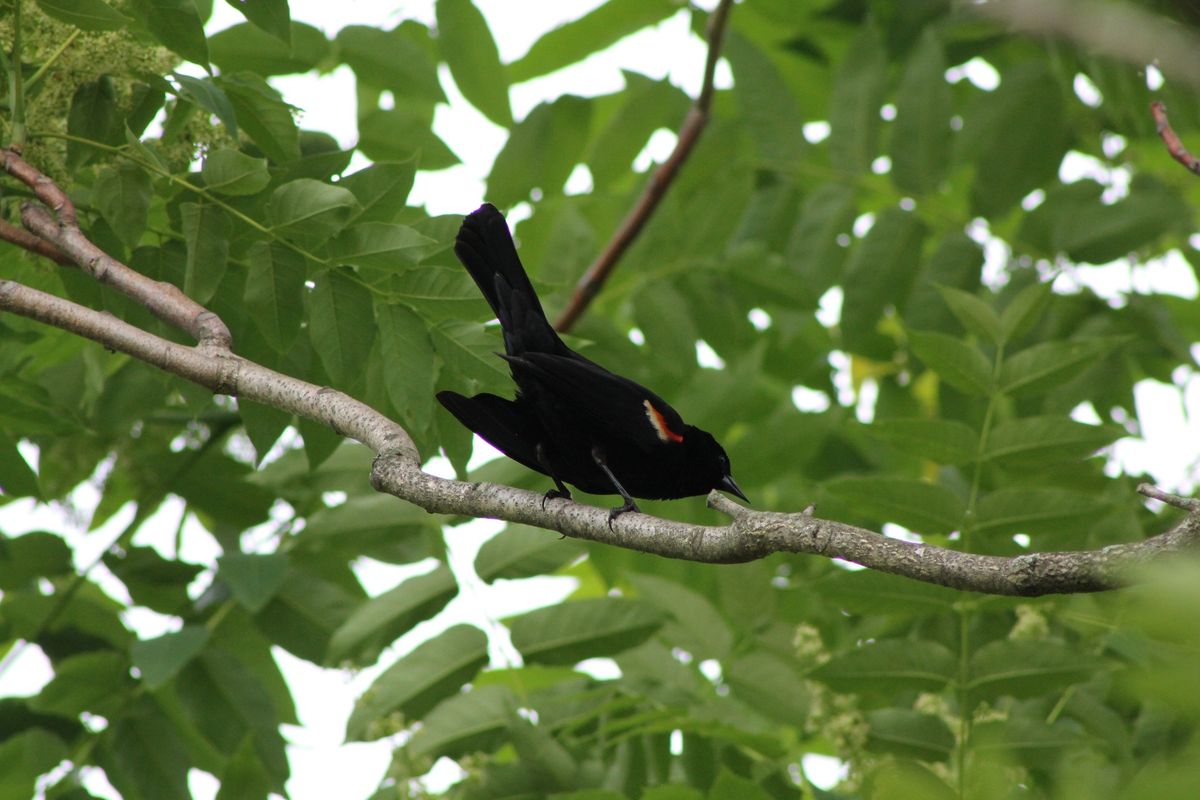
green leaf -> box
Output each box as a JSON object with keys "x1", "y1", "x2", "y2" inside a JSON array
[
  {"x1": 968, "y1": 640, "x2": 1102, "y2": 703},
  {"x1": 94, "y1": 162, "x2": 152, "y2": 248},
  {"x1": 105, "y1": 545, "x2": 202, "y2": 615},
  {"x1": 829, "y1": 22, "x2": 886, "y2": 174},
  {"x1": 842, "y1": 208, "x2": 927, "y2": 357},
  {"x1": 176, "y1": 648, "x2": 289, "y2": 785},
  {"x1": 725, "y1": 31, "x2": 806, "y2": 169},
  {"x1": 436, "y1": 0, "x2": 512, "y2": 127},
  {"x1": 509, "y1": 598, "x2": 663, "y2": 665},
  {"x1": 297, "y1": 493, "x2": 436, "y2": 564},
  {"x1": 130, "y1": 0, "x2": 209, "y2": 64},
  {"x1": 823, "y1": 476, "x2": 966, "y2": 535},
  {"x1": 871, "y1": 418, "x2": 979, "y2": 464},
  {"x1": 377, "y1": 302, "x2": 438, "y2": 437},
  {"x1": 587, "y1": 72, "x2": 690, "y2": 189},
  {"x1": 29, "y1": 650, "x2": 131, "y2": 718},
  {"x1": 935, "y1": 285, "x2": 1001, "y2": 344},
  {"x1": 812, "y1": 639, "x2": 957, "y2": 696},
  {"x1": 974, "y1": 487, "x2": 1109, "y2": 539},
  {"x1": 306, "y1": 267, "x2": 376, "y2": 388},
  {"x1": 328, "y1": 566, "x2": 458, "y2": 662},
  {"x1": 0, "y1": 532, "x2": 70, "y2": 588},
  {"x1": 330, "y1": 222, "x2": 434, "y2": 270},
  {"x1": 908, "y1": 330, "x2": 994, "y2": 396},
  {"x1": 488, "y1": 95, "x2": 592, "y2": 208},
  {"x1": 336, "y1": 24, "x2": 444, "y2": 102},
  {"x1": 1055, "y1": 177, "x2": 1191, "y2": 265},
  {"x1": 244, "y1": 241, "x2": 306, "y2": 352},
  {"x1": 174, "y1": 74, "x2": 239, "y2": 138},
  {"x1": 998, "y1": 338, "x2": 1126, "y2": 397},
  {"x1": 346, "y1": 624, "x2": 489, "y2": 740},
  {"x1": 224, "y1": 0, "x2": 291, "y2": 43},
  {"x1": 181, "y1": 201, "x2": 231, "y2": 303},
  {"x1": 725, "y1": 650, "x2": 810, "y2": 725},
  {"x1": 507, "y1": 0, "x2": 676, "y2": 83},
  {"x1": 984, "y1": 416, "x2": 1122, "y2": 466},
  {"x1": 357, "y1": 106, "x2": 460, "y2": 169},
  {"x1": 202, "y1": 148, "x2": 270, "y2": 195},
  {"x1": 407, "y1": 685, "x2": 515, "y2": 760},
  {"x1": 342, "y1": 160, "x2": 417, "y2": 224},
  {"x1": 998, "y1": 279, "x2": 1053, "y2": 343},
  {"x1": 238, "y1": 397, "x2": 290, "y2": 464},
  {"x1": 218, "y1": 553, "x2": 289, "y2": 613},
  {"x1": 96, "y1": 696, "x2": 191, "y2": 800},
  {"x1": 255, "y1": 565, "x2": 361, "y2": 662},
  {"x1": 709, "y1": 769, "x2": 772, "y2": 800},
  {"x1": 821, "y1": 569, "x2": 959, "y2": 617},
  {"x1": 0, "y1": 729, "x2": 69, "y2": 800},
  {"x1": 960, "y1": 62, "x2": 1067, "y2": 216},
  {"x1": 268, "y1": 178, "x2": 358, "y2": 243},
  {"x1": 210, "y1": 21, "x2": 330, "y2": 76},
  {"x1": 628, "y1": 572, "x2": 732, "y2": 661},
  {"x1": 891, "y1": 30, "x2": 951, "y2": 194},
  {"x1": 866, "y1": 708, "x2": 955, "y2": 762},
  {"x1": 475, "y1": 525, "x2": 586, "y2": 583},
  {"x1": 67, "y1": 77, "x2": 120, "y2": 168},
  {"x1": 0, "y1": 433, "x2": 40, "y2": 500},
  {"x1": 35, "y1": 0, "x2": 126, "y2": 31},
  {"x1": 431, "y1": 319, "x2": 510, "y2": 390},
  {"x1": 785, "y1": 183, "x2": 857, "y2": 303},
  {"x1": 218, "y1": 72, "x2": 301, "y2": 163},
  {"x1": 131, "y1": 625, "x2": 210, "y2": 689},
  {"x1": 215, "y1": 735, "x2": 274, "y2": 800}
]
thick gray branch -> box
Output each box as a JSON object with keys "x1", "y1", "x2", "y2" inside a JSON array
[{"x1": 2, "y1": 152, "x2": 1198, "y2": 597}]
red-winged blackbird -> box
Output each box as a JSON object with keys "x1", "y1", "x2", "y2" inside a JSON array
[{"x1": 436, "y1": 203, "x2": 747, "y2": 523}]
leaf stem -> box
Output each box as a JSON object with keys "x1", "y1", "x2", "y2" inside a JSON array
[{"x1": 8, "y1": 0, "x2": 26, "y2": 147}]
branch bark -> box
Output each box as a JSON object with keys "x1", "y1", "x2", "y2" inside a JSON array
[
  {"x1": 553, "y1": 0, "x2": 734, "y2": 333},
  {"x1": 2, "y1": 148, "x2": 1198, "y2": 597},
  {"x1": 1151, "y1": 101, "x2": 1200, "y2": 176}
]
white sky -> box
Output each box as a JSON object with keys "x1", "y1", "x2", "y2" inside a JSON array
[{"x1": 2, "y1": 2, "x2": 1198, "y2": 798}]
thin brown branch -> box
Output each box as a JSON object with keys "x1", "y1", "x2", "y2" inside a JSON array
[
  {"x1": 1, "y1": 148, "x2": 232, "y2": 348},
  {"x1": 1150, "y1": 101, "x2": 1200, "y2": 177},
  {"x1": 553, "y1": 0, "x2": 735, "y2": 333},
  {"x1": 0, "y1": 216, "x2": 72, "y2": 265},
  {"x1": 1138, "y1": 481, "x2": 1200, "y2": 511}
]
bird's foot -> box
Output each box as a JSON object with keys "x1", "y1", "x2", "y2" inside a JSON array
[
  {"x1": 607, "y1": 499, "x2": 641, "y2": 530},
  {"x1": 542, "y1": 487, "x2": 572, "y2": 510}
]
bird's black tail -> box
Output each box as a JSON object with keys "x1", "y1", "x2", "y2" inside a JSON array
[{"x1": 455, "y1": 204, "x2": 563, "y2": 355}]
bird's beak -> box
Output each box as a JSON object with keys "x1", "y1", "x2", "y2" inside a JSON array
[{"x1": 719, "y1": 475, "x2": 748, "y2": 503}]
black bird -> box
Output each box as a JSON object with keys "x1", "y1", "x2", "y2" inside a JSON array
[{"x1": 436, "y1": 203, "x2": 747, "y2": 523}]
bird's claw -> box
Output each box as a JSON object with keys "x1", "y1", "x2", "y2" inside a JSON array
[
  {"x1": 606, "y1": 500, "x2": 640, "y2": 530},
  {"x1": 542, "y1": 488, "x2": 571, "y2": 511}
]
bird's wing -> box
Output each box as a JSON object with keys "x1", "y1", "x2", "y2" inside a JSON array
[
  {"x1": 435, "y1": 391, "x2": 546, "y2": 473},
  {"x1": 502, "y1": 352, "x2": 689, "y2": 453}
]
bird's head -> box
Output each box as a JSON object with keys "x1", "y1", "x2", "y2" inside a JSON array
[{"x1": 681, "y1": 426, "x2": 747, "y2": 502}]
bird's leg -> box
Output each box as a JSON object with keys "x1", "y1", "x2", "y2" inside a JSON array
[
  {"x1": 537, "y1": 442, "x2": 571, "y2": 510},
  {"x1": 590, "y1": 445, "x2": 640, "y2": 528}
]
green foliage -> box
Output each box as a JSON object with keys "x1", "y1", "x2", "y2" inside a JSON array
[{"x1": 1, "y1": 1, "x2": 1199, "y2": 799}]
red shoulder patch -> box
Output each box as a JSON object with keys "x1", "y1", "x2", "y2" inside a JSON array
[{"x1": 643, "y1": 399, "x2": 684, "y2": 443}]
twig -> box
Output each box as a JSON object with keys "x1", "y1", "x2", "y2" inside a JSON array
[
  {"x1": 0, "y1": 216, "x2": 71, "y2": 264},
  {"x1": 553, "y1": 0, "x2": 735, "y2": 333},
  {"x1": 1, "y1": 148, "x2": 232, "y2": 347},
  {"x1": 1150, "y1": 101, "x2": 1200, "y2": 177},
  {"x1": 1138, "y1": 482, "x2": 1200, "y2": 511}
]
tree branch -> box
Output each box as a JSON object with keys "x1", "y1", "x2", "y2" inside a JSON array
[
  {"x1": 1150, "y1": 101, "x2": 1200, "y2": 177},
  {"x1": 973, "y1": 0, "x2": 1200, "y2": 92},
  {"x1": 2, "y1": 149, "x2": 232, "y2": 348},
  {"x1": 2, "y1": 152, "x2": 1198, "y2": 598},
  {"x1": 553, "y1": 0, "x2": 735, "y2": 333}
]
